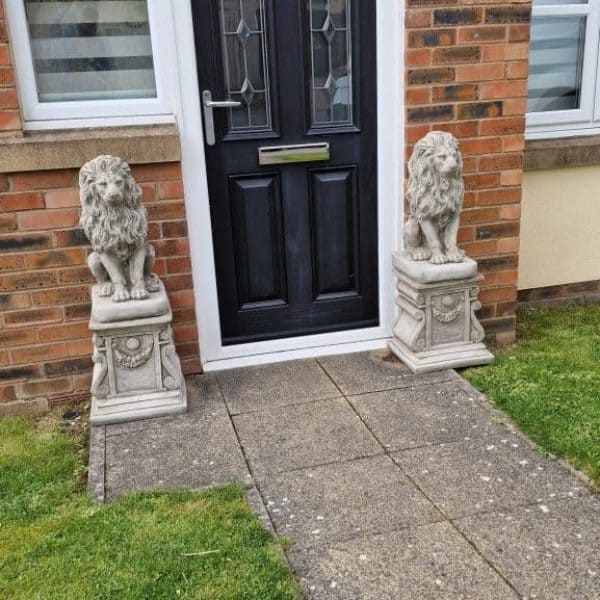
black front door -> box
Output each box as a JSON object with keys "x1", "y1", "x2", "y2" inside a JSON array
[{"x1": 192, "y1": 0, "x2": 378, "y2": 345}]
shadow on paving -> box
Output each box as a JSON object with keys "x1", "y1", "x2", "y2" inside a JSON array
[{"x1": 89, "y1": 350, "x2": 600, "y2": 600}]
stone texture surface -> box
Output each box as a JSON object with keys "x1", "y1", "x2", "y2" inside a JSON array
[
  {"x1": 317, "y1": 350, "x2": 452, "y2": 395},
  {"x1": 455, "y1": 496, "x2": 600, "y2": 600},
  {"x1": 233, "y1": 398, "x2": 382, "y2": 475},
  {"x1": 217, "y1": 359, "x2": 339, "y2": 415},
  {"x1": 256, "y1": 455, "x2": 442, "y2": 545},
  {"x1": 393, "y1": 251, "x2": 478, "y2": 283},
  {"x1": 90, "y1": 352, "x2": 597, "y2": 599},
  {"x1": 393, "y1": 434, "x2": 588, "y2": 519},
  {"x1": 289, "y1": 522, "x2": 519, "y2": 600}
]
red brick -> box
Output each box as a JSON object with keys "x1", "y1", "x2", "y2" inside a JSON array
[
  {"x1": 407, "y1": 87, "x2": 431, "y2": 105},
  {"x1": 498, "y1": 238, "x2": 520, "y2": 255},
  {"x1": 455, "y1": 62, "x2": 504, "y2": 82},
  {"x1": 482, "y1": 43, "x2": 529, "y2": 62},
  {"x1": 3, "y1": 307, "x2": 63, "y2": 327},
  {"x1": 157, "y1": 180, "x2": 184, "y2": 200},
  {"x1": 130, "y1": 163, "x2": 182, "y2": 182},
  {"x1": 0, "y1": 254, "x2": 24, "y2": 272},
  {"x1": 497, "y1": 269, "x2": 519, "y2": 286},
  {"x1": 24, "y1": 248, "x2": 86, "y2": 270},
  {"x1": 479, "y1": 154, "x2": 523, "y2": 172},
  {"x1": 477, "y1": 187, "x2": 521, "y2": 206},
  {"x1": 68, "y1": 339, "x2": 93, "y2": 357},
  {"x1": 173, "y1": 323, "x2": 199, "y2": 344},
  {"x1": 0, "y1": 213, "x2": 17, "y2": 232},
  {"x1": 11, "y1": 342, "x2": 70, "y2": 365},
  {"x1": 31, "y1": 285, "x2": 89, "y2": 307},
  {"x1": 18, "y1": 209, "x2": 80, "y2": 231},
  {"x1": 0, "y1": 385, "x2": 17, "y2": 403},
  {"x1": 161, "y1": 220, "x2": 188, "y2": 238},
  {"x1": 406, "y1": 9, "x2": 432, "y2": 28},
  {"x1": 0, "y1": 67, "x2": 15, "y2": 87},
  {"x1": 0, "y1": 110, "x2": 20, "y2": 130},
  {"x1": 499, "y1": 204, "x2": 521, "y2": 220},
  {"x1": 44, "y1": 188, "x2": 80, "y2": 208},
  {"x1": 169, "y1": 289, "x2": 195, "y2": 309},
  {"x1": 506, "y1": 61, "x2": 529, "y2": 79},
  {"x1": 433, "y1": 46, "x2": 480, "y2": 65},
  {"x1": 479, "y1": 117, "x2": 525, "y2": 136},
  {"x1": 459, "y1": 137, "x2": 503, "y2": 155},
  {"x1": 0, "y1": 192, "x2": 44, "y2": 212},
  {"x1": 432, "y1": 84, "x2": 478, "y2": 103},
  {"x1": 407, "y1": 49, "x2": 432, "y2": 67},
  {"x1": 0, "y1": 291, "x2": 30, "y2": 310},
  {"x1": 0, "y1": 88, "x2": 17, "y2": 108},
  {"x1": 19, "y1": 378, "x2": 73, "y2": 399},
  {"x1": 146, "y1": 201, "x2": 186, "y2": 221},
  {"x1": 458, "y1": 26, "x2": 506, "y2": 44},
  {"x1": 500, "y1": 169, "x2": 523, "y2": 186},
  {"x1": 408, "y1": 68, "x2": 455, "y2": 86},
  {"x1": 166, "y1": 256, "x2": 192, "y2": 274},
  {"x1": 408, "y1": 29, "x2": 456, "y2": 48},
  {"x1": 0, "y1": 328, "x2": 37, "y2": 346},
  {"x1": 10, "y1": 170, "x2": 75, "y2": 191},
  {"x1": 0, "y1": 271, "x2": 57, "y2": 292},
  {"x1": 479, "y1": 81, "x2": 527, "y2": 100},
  {"x1": 38, "y1": 322, "x2": 89, "y2": 343}
]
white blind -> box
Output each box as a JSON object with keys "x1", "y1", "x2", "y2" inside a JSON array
[{"x1": 25, "y1": 0, "x2": 157, "y2": 102}]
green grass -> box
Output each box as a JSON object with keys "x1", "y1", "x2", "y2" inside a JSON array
[
  {"x1": 464, "y1": 305, "x2": 600, "y2": 485},
  {"x1": 0, "y1": 414, "x2": 299, "y2": 600}
]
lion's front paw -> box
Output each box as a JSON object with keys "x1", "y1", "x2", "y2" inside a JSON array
[
  {"x1": 430, "y1": 251, "x2": 448, "y2": 265},
  {"x1": 445, "y1": 247, "x2": 465, "y2": 263},
  {"x1": 130, "y1": 281, "x2": 149, "y2": 300},
  {"x1": 112, "y1": 284, "x2": 130, "y2": 303},
  {"x1": 99, "y1": 282, "x2": 114, "y2": 297},
  {"x1": 410, "y1": 246, "x2": 432, "y2": 261}
]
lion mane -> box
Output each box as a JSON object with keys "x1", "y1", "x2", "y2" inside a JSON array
[
  {"x1": 407, "y1": 131, "x2": 464, "y2": 229},
  {"x1": 79, "y1": 155, "x2": 147, "y2": 261}
]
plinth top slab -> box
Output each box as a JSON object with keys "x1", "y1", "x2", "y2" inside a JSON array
[
  {"x1": 90, "y1": 280, "x2": 170, "y2": 324},
  {"x1": 393, "y1": 251, "x2": 478, "y2": 284}
]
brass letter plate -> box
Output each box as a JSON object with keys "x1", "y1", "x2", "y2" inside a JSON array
[{"x1": 258, "y1": 142, "x2": 330, "y2": 165}]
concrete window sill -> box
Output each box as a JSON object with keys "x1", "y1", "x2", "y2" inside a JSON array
[
  {"x1": 0, "y1": 124, "x2": 181, "y2": 173},
  {"x1": 525, "y1": 135, "x2": 600, "y2": 171}
]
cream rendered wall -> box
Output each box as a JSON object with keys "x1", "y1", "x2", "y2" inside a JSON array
[{"x1": 519, "y1": 166, "x2": 600, "y2": 290}]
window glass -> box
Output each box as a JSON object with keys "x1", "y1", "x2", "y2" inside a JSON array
[
  {"x1": 527, "y1": 16, "x2": 586, "y2": 113},
  {"x1": 25, "y1": 0, "x2": 157, "y2": 103}
]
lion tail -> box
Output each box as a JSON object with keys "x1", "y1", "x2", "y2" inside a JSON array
[{"x1": 403, "y1": 217, "x2": 421, "y2": 252}]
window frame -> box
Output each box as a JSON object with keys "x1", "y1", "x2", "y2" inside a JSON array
[
  {"x1": 527, "y1": 1, "x2": 600, "y2": 138},
  {"x1": 4, "y1": 0, "x2": 179, "y2": 130}
]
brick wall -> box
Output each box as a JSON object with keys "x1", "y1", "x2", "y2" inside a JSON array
[
  {"x1": 406, "y1": 0, "x2": 532, "y2": 344},
  {"x1": 0, "y1": 0, "x2": 21, "y2": 134},
  {"x1": 0, "y1": 165, "x2": 201, "y2": 413}
]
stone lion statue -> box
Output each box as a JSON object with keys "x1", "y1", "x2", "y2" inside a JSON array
[
  {"x1": 79, "y1": 155, "x2": 156, "y2": 302},
  {"x1": 403, "y1": 131, "x2": 465, "y2": 264}
]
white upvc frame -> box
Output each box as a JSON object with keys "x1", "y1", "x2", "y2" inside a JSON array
[
  {"x1": 4, "y1": 0, "x2": 178, "y2": 130},
  {"x1": 171, "y1": 0, "x2": 404, "y2": 370},
  {"x1": 526, "y1": 1, "x2": 600, "y2": 139}
]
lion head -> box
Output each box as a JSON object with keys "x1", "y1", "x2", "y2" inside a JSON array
[
  {"x1": 407, "y1": 131, "x2": 464, "y2": 227},
  {"x1": 79, "y1": 155, "x2": 147, "y2": 260}
]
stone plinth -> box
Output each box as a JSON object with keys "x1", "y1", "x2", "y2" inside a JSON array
[
  {"x1": 89, "y1": 281, "x2": 187, "y2": 425},
  {"x1": 388, "y1": 251, "x2": 494, "y2": 374}
]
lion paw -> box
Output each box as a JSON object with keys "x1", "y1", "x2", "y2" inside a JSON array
[
  {"x1": 130, "y1": 282, "x2": 149, "y2": 300},
  {"x1": 445, "y1": 248, "x2": 465, "y2": 263},
  {"x1": 99, "y1": 282, "x2": 114, "y2": 297},
  {"x1": 410, "y1": 246, "x2": 432, "y2": 261},
  {"x1": 430, "y1": 252, "x2": 448, "y2": 265},
  {"x1": 112, "y1": 284, "x2": 130, "y2": 303}
]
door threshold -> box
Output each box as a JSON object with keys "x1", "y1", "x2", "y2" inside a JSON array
[{"x1": 202, "y1": 337, "x2": 390, "y2": 372}]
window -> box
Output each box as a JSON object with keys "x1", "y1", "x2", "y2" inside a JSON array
[
  {"x1": 4, "y1": 0, "x2": 177, "y2": 129},
  {"x1": 527, "y1": 0, "x2": 600, "y2": 138}
]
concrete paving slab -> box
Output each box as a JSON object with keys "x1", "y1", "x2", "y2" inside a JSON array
[
  {"x1": 288, "y1": 521, "x2": 519, "y2": 600},
  {"x1": 256, "y1": 455, "x2": 442, "y2": 545},
  {"x1": 393, "y1": 434, "x2": 588, "y2": 519},
  {"x1": 104, "y1": 415, "x2": 250, "y2": 500},
  {"x1": 233, "y1": 398, "x2": 382, "y2": 476},
  {"x1": 105, "y1": 374, "x2": 228, "y2": 438},
  {"x1": 455, "y1": 496, "x2": 600, "y2": 600},
  {"x1": 318, "y1": 350, "x2": 452, "y2": 395},
  {"x1": 217, "y1": 359, "x2": 340, "y2": 415},
  {"x1": 348, "y1": 380, "x2": 498, "y2": 451}
]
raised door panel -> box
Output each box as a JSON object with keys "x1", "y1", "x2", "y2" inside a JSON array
[
  {"x1": 310, "y1": 168, "x2": 359, "y2": 299},
  {"x1": 229, "y1": 175, "x2": 287, "y2": 309}
]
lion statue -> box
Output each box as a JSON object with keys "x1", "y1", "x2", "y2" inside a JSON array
[
  {"x1": 403, "y1": 131, "x2": 465, "y2": 264},
  {"x1": 79, "y1": 155, "x2": 157, "y2": 302}
]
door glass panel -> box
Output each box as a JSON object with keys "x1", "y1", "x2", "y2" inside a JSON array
[
  {"x1": 219, "y1": 0, "x2": 271, "y2": 130},
  {"x1": 309, "y1": 0, "x2": 353, "y2": 126},
  {"x1": 527, "y1": 16, "x2": 586, "y2": 113}
]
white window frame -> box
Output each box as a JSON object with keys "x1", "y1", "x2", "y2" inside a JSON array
[
  {"x1": 527, "y1": 1, "x2": 600, "y2": 139},
  {"x1": 4, "y1": 0, "x2": 179, "y2": 130}
]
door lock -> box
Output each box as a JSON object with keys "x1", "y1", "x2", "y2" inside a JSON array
[{"x1": 202, "y1": 90, "x2": 242, "y2": 146}]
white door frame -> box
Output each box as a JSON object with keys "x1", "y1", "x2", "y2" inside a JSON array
[{"x1": 171, "y1": 0, "x2": 404, "y2": 370}]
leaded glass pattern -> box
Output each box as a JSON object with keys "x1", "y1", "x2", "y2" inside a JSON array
[
  {"x1": 219, "y1": 0, "x2": 271, "y2": 130},
  {"x1": 309, "y1": 0, "x2": 353, "y2": 126}
]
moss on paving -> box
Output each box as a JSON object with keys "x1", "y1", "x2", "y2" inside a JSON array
[
  {"x1": 0, "y1": 414, "x2": 299, "y2": 600},
  {"x1": 464, "y1": 305, "x2": 600, "y2": 485}
]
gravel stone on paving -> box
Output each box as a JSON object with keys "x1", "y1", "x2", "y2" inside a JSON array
[
  {"x1": 288, "y1": 521, "x2": 519, "y2": 600},
  {"x1": 393, "y1": 434, "x2": 588, "y2": 519},
  {"x1": 454, "y1": 495, "x2": 600, "y2": 600},
  {"x1": 216, "y1": 359, "x2": 340, "y2": 415},
  {"x1": 318, "y1": 350, "x2": 452, "y2": 395},
  {"x1": 348, "y1": 380, "x2": 498, "y2": 451},
  {"x1": 233, "y1": 397, "x2": 382, "y2": 476},
  {"x1": 256, "y1": 455, "x2": 442, "y2": 545}
]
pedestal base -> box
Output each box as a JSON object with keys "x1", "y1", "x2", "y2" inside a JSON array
[
  {"x1": 89, "y1": 281, "x2": 187, "y2": 425},
  {"x1": 389, "y1": 251, "x2": 494, "y2": 374}
]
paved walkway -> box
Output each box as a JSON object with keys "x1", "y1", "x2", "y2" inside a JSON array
[{"x1": 89, "y1": 351, "x2": 600, "y2": 599}]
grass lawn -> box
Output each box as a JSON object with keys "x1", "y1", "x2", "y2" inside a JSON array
[
  {"x1": 464, "y1": 305, "x2": 600, "y2": 486},
  {"x1": 0, "y1": 413, "x2": 299, "y2": 600}
]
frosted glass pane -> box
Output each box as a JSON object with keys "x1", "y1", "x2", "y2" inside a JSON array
[
  {"x1": 25, "y1": 0, "x2": 157, "y2": 103},
  {"x1": 527, "y1": 16, "x2": 585, "y2": 113},
  {"x1": 309, "y1": 0, "x2": 353, "y2": 126}
]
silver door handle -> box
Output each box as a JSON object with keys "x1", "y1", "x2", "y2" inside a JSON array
[{"x1": 202, "y1": 90, "x2": 242, "y2": 146}]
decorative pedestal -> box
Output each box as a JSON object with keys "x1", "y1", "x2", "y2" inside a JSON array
[
  {"x1": 388, "y1": 251, "x2": 494, "y2": 374},
  {"x1": 89, "y1": 280, "x2": 187, "y2": 425}
]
